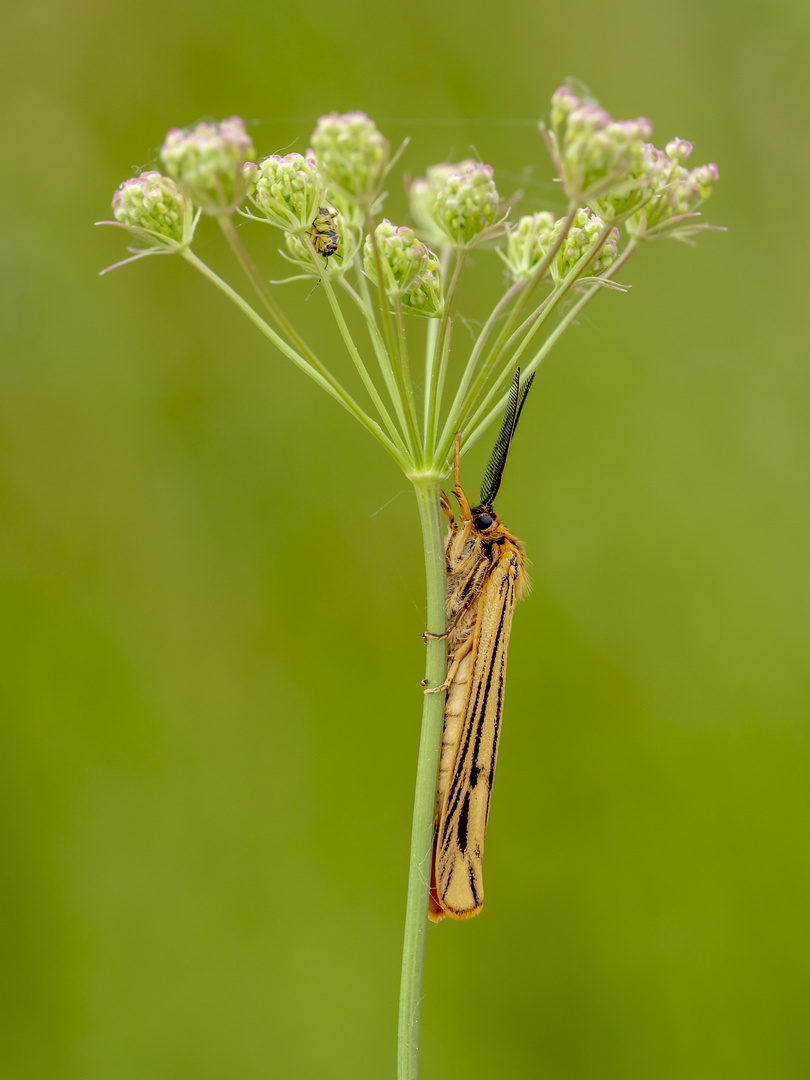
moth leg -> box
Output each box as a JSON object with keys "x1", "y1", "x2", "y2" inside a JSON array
[
  {"x1": 440, "y1": 490, "x2": 454, "y2": 524},
  {"x1": 422, "y1": 630, "x2": 448, "y2": 642},
  {"x1": 422, "y1": 636, "x2": 473, "y2": 695}
]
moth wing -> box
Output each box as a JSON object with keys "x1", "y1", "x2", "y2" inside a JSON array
[{"x1": 433, "y1": 544, "x2": 522, "y2": 919}]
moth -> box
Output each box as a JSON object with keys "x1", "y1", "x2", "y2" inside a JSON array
[{"x1": 428, "y1": 371, "x2": 535, "y2": 923}]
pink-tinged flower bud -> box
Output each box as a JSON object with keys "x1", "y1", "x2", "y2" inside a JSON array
[
  {"x1": 551, "y1": 208, "x2": 619, "y2": 284},
  {"x1": 363, "y1": 221, "x2": 444, "y2": 317},
  {"x1": 160, "y1": 117, "x2": 255, "y2": 215},
  {"x1": 310, "y1": 111, "x2": 389, "y2": 200},
  {"x1": 401, "y1": 251, "x2": 444, "y2": 318},
  {"x1": 665, "y1": 138, "x2": 693, "y2": 164},
  {"x1": 98, "y1": 170, "x2": 199, "y2": 273},
  {"x1": 689, "y1": 163, "x2": 719, "y2": 199},
  {"x1": 628, "y1": 140, "x2": 720, "y2": 242},
  {"x1": 245, "y1": 153, "x2": 326, "y2": 232},
  {"x1": 434, "y1": 163, "x2": 500, "y2": 247},
  {"x1": 550, "y1": 86, "x2": 581, "y2": 129},
  {"x1": 544, "y1": 89, "x2": 655, "y2": 216},
  {"x1": 363, "y1": 220, "x2": 428, "y2": 294},
  {"x1": 112, "y1": 172, "x2": 188, "y2": 243},
  {"x1": 409, "y1": 159, "x2": 477, "y2": 247},
  {"x1": 499, "y1": 212, "x2": 557, "y2": 282}
]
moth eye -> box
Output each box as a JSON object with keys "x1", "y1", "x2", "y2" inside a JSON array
[{"x1": 474, "y1": 514, "x2": 494, "y2": 530}]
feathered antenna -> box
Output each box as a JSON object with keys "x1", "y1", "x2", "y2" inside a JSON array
[{"x1": 478, "y1": 370, "x2": 535, "y2": 509}]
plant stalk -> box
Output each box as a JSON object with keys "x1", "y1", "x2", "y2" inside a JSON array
[{"x1": 397, "y1": 475, "x2": 448, "y2": 1080}]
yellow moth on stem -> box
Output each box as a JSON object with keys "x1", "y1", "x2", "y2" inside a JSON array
[{"x1": 427, "y1": 371, "x2": 535, "y2": 923}]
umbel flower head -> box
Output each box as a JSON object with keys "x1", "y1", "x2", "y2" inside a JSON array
[
  {"x1": 97, "y1": 171, "x2": 199, "y2": 273},
  {"x1": 310, "y1": 111, "x2": 389, "y2": 202},
  {"x1": 243, "y1": 152, "x2": 327, "y2": 233},
  {"x1": 160, "y1": 117, "x2": 255, "y2": 215},
  {"x1": 408, "y1": 159, "x2": 477, "y2": 248},
  {"x1": 544, "y1": 86, "x2": 653, "y2": 216},
  {"x1": 500, "y1": 208, "x2": 619, "y2": 286},
  {"x1": 363, "y1": 221, "x2": 444, "y2": 318},
  {"x1": 549, "y1": 208, "x2": 619, "y2": 284},
  {"x1": 433, "y1": 163, "x2": 501, "y2": 248},
  {"x1": 499, "y1": 211, "x2": 557, "y2": 282},
  {"x1": 111, "y1": 172, "x2": 191, "y2": 244},
  {"x1": 628, "y1": 138, "x2": 720, "y2": 242}
]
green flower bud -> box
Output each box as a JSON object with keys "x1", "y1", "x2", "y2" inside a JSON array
[
  {"x1": 363, "y1": 220, "x2": 428, "y2": 295},
  {"x1": 111, "y1": 172, "x2": 190, "y2": 245},
  {"x1": 363, "y1": 221, "x2": 443, "y2": 317},
  {"x1": 627, "y1": 141, "x2": 719, "y2": 241},
  {"x1": 500, "y1": 211, "x2": 557, "y2": 281},
  {"x1": 98, "y1": 170, "x2": 198, "y2": 273},
  {"x1": 244, "y1": 152, "x2": 326, "y2": 232},
  {"x1": 434, "y1": 164, "x2": 500, "y2": 247},
  {"x1": 408, "y1": 159, "x2": 477, "y2": 247},
  {"x1": 549, "y1": 86, "x2": 581, "y2": 130},
  {"x1": 401, "y1": 251, "x2": 444, "y2": 319},
  {"x1": 160, "y1": 117, "x2": 255, "y2": 215},
  {"x1": 550, "y1": 207, "x2": 619, "y2": 284},
  {"x1": 310, "y1": 111, "x2": 388, "y2": 200},
  {"x1": 545, "y1": 87, "x2": 653, "y2": 212}
]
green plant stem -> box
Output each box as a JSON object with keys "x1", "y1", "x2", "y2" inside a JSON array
[
  {"x1": 181, "y1": 249, "x2": 408, "y2": 469},
  {"x1": 313, "y1": 258, "x2": 411, "y2": 458},
  {"x1": 426, "y1": 252, "x2": 464, "y2": 456},
  {"x1": 218, "y1": 217, "x2": 319, "y2": 363},
  {"x1": 341, "y1": 279, "x2": 416, "y2": 453},
  {"x1": 398, "y1": 474, "x2": 448, "y2": 1080},
  {"x1": 394, "y1": 300, "x2": 422, "y2": 463},
  {"x1": 461, "y1": 238, "x2": 638, "y2": 453}
]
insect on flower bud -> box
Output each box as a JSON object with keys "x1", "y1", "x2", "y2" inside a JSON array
[
  {"x1": 310, "y1": 111, "x2": 389, "y2": 200},
  {"x1": 160, "y1": 117, "x2": 255, "y2": 215},
  {"x1": 434, "y1": 163, "x2": 500, "y2": 248}
]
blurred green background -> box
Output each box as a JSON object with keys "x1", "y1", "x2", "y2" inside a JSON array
[{"x1": 3, "y1": 0, "x2": 809, "y2": 1076}]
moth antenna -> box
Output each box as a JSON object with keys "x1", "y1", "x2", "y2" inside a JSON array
[{"x1": 478, "y1": 370, "x2": 536, "y2": 508}]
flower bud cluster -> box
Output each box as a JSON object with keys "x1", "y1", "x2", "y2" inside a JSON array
[
  {"x1": 310, "y1": 111, "x2": 388, "y2": 201},
  {"x1": 363, "y1": 221, "x2": 444, "y2": 317},
  {"x1": 408, "y1": 159, "x2": 477, "y2": 247},
  {"x1": 550, "y1": 208, "x2": 619, "y2": 283},
  {"x1": 244, "y1": 152, "x2": 326, "y2": 232},
  {"x1": 112, "y1": 172, "x2": 190, "y2": 245},
  {"x1": 547, "y1": 87, "x2": 653, "y2": 212},
  {"x1": 499, "y1": 211, "x2": 557, "y2": 281},
  {"x1": 433, "y1": 164, "x2": 500, "y2": 247},
  {"x1": 628, "y1": 139, "x2": 720, "y2": 240},
  {"x1": 160, "y1": 117, "x2": 255, "y2": 214},
  {"x1": 501, "y1": 208, "x2": 618, "y2": 285}
]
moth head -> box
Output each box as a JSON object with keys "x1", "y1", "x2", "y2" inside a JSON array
[{"x1": 470, "y1": 504, "x2": 499, "y2": 533}]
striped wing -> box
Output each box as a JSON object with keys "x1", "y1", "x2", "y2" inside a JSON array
[{"x1": 432, "y1": 541, "x2": 522, "y2": 920}]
